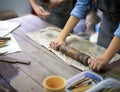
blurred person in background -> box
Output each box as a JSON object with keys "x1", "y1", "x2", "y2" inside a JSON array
[
  {"x1": 73, "y1": 0, "x2": 100, "y2": 39},
  {"x1": 29, "y1": 0, "x2": 73, "y2": 28}
]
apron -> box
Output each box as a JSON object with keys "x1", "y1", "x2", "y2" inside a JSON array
[
  {"x1": 96, "y1": 0, "x2": 120, "y2": 53},
  {"x1": 41, "y1": 0, "x2": 73, "y2": 28}
]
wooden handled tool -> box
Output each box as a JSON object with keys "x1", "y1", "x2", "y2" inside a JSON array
[
  {"x1": 59, "y1": 44, "x2": 90, "y2": 66},
  {"x1": 0, "y1": 56, "x2": 30, "y2": 65}
]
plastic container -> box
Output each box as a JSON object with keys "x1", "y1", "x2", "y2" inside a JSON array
[
  {"x1": 86, "y1": 78, "x2": 120, "y2": 92},
  {"x1": 66, "y1": 70, "x2": 103, "y2": 92}
]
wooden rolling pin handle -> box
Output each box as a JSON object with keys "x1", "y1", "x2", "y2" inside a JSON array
[
  {"x1": 59, "y1": 44, "x2": 90, "y2": 66},
  {"x1": 78, "y1": 53, "x2": 90, "y2": 66}
]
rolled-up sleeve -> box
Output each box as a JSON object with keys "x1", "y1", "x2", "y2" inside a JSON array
[
  {"x1": 114, "y1": 23, "x2": 120, "y2": 38},
  {"x1": 70, "y1": 0, "x2": 91, "y2": 19}
]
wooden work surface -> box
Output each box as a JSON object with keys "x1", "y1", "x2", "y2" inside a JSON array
[{"x1": 0, "y1": 14, "x2": 120, "y2": 92}]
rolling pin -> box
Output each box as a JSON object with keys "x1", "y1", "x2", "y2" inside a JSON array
[{"x1": 59, "y1": 44, "x2": 90, "y2": 66}]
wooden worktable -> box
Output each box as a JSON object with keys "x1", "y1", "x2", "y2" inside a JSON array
[
  {"x1": 0, "y1": 14, "x2": 120, "y2": 92},
  {"x1": 0, "y1": 14, "x2": 81, "y2": 92}
]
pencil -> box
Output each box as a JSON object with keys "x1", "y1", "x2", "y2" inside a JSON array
[
  {"x1": 0, "y1": 37, "x2": 11, "y2": 41},
  {"x1": 75, "y1": 81, "x2": 92, "y2": 88},
  {"x1": 68, "y1": 77, "x2": 90, "y2": 90}
]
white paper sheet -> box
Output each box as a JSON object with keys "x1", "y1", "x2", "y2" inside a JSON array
[
  {"x1": 0, "y1": 21, "x2": 20, "y2": 37},
  {"x1": 0, "y1": 34, "x2": 22, "y2": 54}
]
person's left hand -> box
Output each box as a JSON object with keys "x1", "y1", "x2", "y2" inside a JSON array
[{"x1": 88, "y1": 57, "x2": 109, "y2": 71}]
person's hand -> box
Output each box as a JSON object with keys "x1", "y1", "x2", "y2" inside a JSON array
[
  {"x1": 34, "y1": 5, "x2": 50, "y2": 19},
  {"x1": 49, "y1": 37, "x2": 64, "y2": 50},
  {"x1": 88, "y1": 57, "x2": 109, "y2": 71}
]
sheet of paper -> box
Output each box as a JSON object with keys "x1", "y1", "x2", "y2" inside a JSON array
[
  {"x1": 0, "y1": 34, "x2": 22, "y2": 54},
  {"x1": 0, "y1": 21, "x2": 20, "y2": 37}
]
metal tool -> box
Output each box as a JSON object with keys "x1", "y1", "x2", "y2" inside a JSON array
[{"x1": 68, "y1": 77, "x2": 90, "y2": 90}]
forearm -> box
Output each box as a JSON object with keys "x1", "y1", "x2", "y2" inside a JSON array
[
  {"x1": 58, "y1": 16, "x2": 79, "y2": 41},
  {"x1": 29, "y1": 0, "x2": 39, "y2": 9},
  {"x1": 102, "y1": 36, "x2": 120, "y2": 62}
]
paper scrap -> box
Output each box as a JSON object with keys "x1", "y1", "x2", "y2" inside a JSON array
[
  {"x1": 0, "y1": 34, "x2": 22, "y2": 54},
  {"x1": 0, "y1": 21, "x2": 20, "y2": 37}
]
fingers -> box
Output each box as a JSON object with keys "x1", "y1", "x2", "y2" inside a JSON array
[
  {"x1": 88, "y1": 57, "x2": 102, "y2": 71},
  {"x1": 96, "y1": 65, "x2": 102, "y2": 71},
  {"x1": 49, "y1": 41, "x2": 57, "y2": 50},
  {"x1": 49, "y1": 40, "x2": 63, "y2": 50},
  {"x1": 36, "y1": 6, "x2": 50, "y2": 19}
]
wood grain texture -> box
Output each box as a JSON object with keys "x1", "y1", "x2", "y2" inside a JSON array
[
  {"x1": 0, "y1": 14, "x2": 119, "y2": 92},
  {"x1": 0, "y1": 14, "x2": 80, "y2": 92}
]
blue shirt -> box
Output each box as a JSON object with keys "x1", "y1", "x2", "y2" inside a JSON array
[
  {"x1": 114, "y1": 23, "x2": 120, "y2": 38},
  {"x1": 71, "y1": 0, "x2": 120, "y2": 38},
  {"x1": 70, "y1": 0, "x2": 92, "y2": 19}
]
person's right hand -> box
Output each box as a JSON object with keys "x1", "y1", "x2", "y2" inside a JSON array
[
  {"x1": 88, "y1": 57, "x2": 109, "y2": 71},
  {"x1": 34, "y1": 5, "x2": 50, "y2": 19},
  {"x1": 49, "y1": 37, "x2": 64, "y2": 50}
]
